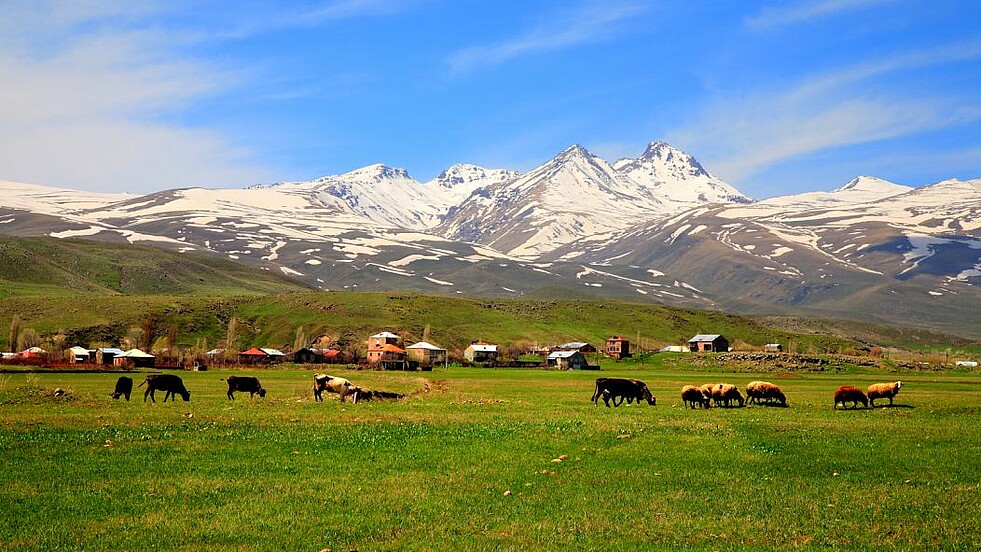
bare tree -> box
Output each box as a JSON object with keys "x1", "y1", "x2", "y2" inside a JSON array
[
  {"x1": 122, "y1": 327, "x2": 144, "y2": 350},
  {"x1": 17, "y1": 328, "x2": 42, "y2": 351},
  {"x1": 141, "y1": 314, "x2": 158, "y2": 351},
  {"x1": 293, "y1": 325, "x2": 306, "y2": 352},
  {"x1": 8, "y1": 315, "x2": 21, "y2": 352}
]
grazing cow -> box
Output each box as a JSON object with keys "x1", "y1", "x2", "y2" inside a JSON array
[
  {"x1": 224, "y1": 376, "x2": 266, "y2": 400},
  {"x1": 139, "y1": 374, "x2": 191, "y2": 402},
  {"x1": 313, "y1": 373, "x2": 361, "y2": 403},
  {"x1": 110, "y1": 376, "x2": 133, "y2": 401},
  {"x1": 833, "y1": 385, "x2": 868, "y2": 409},
  {"x1": 591, "y1": 378, "x2": 656, "y2": 408}
]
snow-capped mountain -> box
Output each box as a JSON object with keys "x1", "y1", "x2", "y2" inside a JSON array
[
  {"x1": 436, "y1": 142, "x2": 749, "y2": 258},
  {"x1": 613, "y1": 141, "x2": 752, "y2": 207},
  {"x1": 1, "y1": 141, "x2": 979, "y2": 336}
]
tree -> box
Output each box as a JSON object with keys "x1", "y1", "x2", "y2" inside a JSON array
[
  {"x1": 17, "y1": 328, "x2": 42, "y2": 351},
  {"x1": 8, "y1": 315, "x2": 21, "y2": 352},
  {"x1": 293, "y1": 326, "x2": 306, "y2": 352},
  {"x1": 167, "y1": 325, "x2": 179, "y2": 362},
  {"x1": 141, "y1": 314, "x2": 159, "y2": 351},
  {"x1": 122, "y1": 327, "x2": 144, "y2": 350},
  {"x1": 224, "y1": 318, "x2": 239, "y2": 362}
]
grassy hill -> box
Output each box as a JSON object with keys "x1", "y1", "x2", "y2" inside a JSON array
[
  {"x1": 0, "y1": 237, "x2": 975, "y2": 354},
  {"x1": 2, "y1": 289, "x2": 977, "y2": 355},
  {"x1": 0, "y1": 236, "x2": 311, "y2": 297}
]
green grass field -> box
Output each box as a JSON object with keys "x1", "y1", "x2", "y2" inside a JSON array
[{"x1": 2, "y1": 364, "x2": 979, "y2": 550}]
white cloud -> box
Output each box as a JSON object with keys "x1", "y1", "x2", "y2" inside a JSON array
[
  {"x1": 746, "y1": 0, "x2": 898, "y2": 29},
  {"x1": 0, "y1": 3, "x2": 273, "y2": 192},
  {"x1": 668, "y1": 42, "x2": 981, "y2": 184},
  {"x1": 448, "y1": 2, "x2": 647, "y2": 73}
]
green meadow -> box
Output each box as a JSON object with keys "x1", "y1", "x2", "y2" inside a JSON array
[{"x1": 1, "y1": 364, "x2": 979, "y2": 550}]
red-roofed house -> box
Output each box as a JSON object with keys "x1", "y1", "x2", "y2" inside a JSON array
[{"x1": 238, "y1": 347, "x2": 270, "y2": 365}]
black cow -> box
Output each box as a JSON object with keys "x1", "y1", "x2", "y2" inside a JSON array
[
  {"x1": 591, "y1": 377, "x2": 656, "y2": 408},
  {"x1": 110, "y1": 376, "x2": 133, "y2": 401},
  {"x1": 139, "y1": 374, "x2": 191, "y2": 402},
  {"x1": 224, "y1": 376, "x2": 266, "y2": 400}
]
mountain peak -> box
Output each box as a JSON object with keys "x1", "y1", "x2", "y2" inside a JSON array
[
  {"x1": 832, "y1": 176, "x2": 911, "y2": 196},
  {"x1": 344, "y1": 163, "x2": 412, "y2": 181},
  {"x1": 431, "y1": 164, "x2": 518, "y2": 190},
  {"x1": 635, "y1": 141, "x2": 708, "y2": 177},
  {"x1": 556, "y1": 144, "x2": 593, "y2": 159}
]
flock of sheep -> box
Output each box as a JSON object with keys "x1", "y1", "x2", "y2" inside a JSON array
[
  {"x1": 676, "y1": 380, "x2": 903, "y2": 409},
  {"x1": 589, "y1": 378, "x2": 903, "y2": 410}
]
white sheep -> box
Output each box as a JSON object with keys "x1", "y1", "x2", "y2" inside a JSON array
[{"x1": 867, "y1": 381, "x2": 902, "y2": 407}]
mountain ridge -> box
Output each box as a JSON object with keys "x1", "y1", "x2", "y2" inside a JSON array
[{"x1": 1, "y1": 140, "x2": 979, "y2": 337}]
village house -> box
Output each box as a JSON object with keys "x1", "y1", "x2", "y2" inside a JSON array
[
  {"x1": 688, "y1": 334, "x2": 729, "y2": 353},
  {"x1": 67, "y1": 346, "x2": 92, "y2": 363},
  {"x1": 370, "y1": 344, "x2": 408, "y2": 369},
  {"x1": 259, "y1": 348, "x2": 286, "y2": 363},
  {"x1": 238, "y1": 347, "x2": 270, "y2": 365},
  {"x1": 605, "y1": 336, "x2": 631, "y2": 360},
  {"x1": 293, "y1": 347, "x2": 347, "y2": 364},
  {"x1": 553, "y1": 341, "x2": 597, "y2": 353},
  {"x1": 113, "y1": 348, "x2": 155, "y2": 368},
  {"x1": 547, "y1": 350, "x2": 590, "y2": 370},
  {"x1": 95, "y1": 347, "x2": 124, "y2": 365},
  {"x1": 367, "y1": 331, "x2": 399, "y2": 349},
  {"x1": 367, "y1": 331, "x2": 403, "y2": 364},
  {"x1": 464, "y1": 342, "x2": 498, "y2": 363},
  {"x1": 406, "y1": 341, "x2": 447, "y2": 369}
]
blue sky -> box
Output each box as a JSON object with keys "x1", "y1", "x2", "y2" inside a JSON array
[{"x1": 1, "y1": 0, "x2": 979, "y2": 198}]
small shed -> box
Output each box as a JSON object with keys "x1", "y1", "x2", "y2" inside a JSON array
[
  {"x1": 688, "y1": 334, "x2": 729, "y2": 353},
  {"x1": 113, "y1": 348, "x2": 155, "y2": 368},
  {"x1": 465, "y1": 342, "x2": 498, "y2": 363},
  {"x1": 605, "y1": 336, "x2": 631, "y2": 360},
  {"x1": 764, "y1": 343, "x2": 783, "y2": 353},
  {"x1": 406, "y1": 341, "x2": 447, "y2": 368},
  {"x1": 547, "y1": 350, "x2": 589, "y2": 370}
]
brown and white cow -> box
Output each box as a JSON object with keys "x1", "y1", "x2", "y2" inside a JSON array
[{"x1": 313, "y1": 373, "x2": 361, "y2": 403}]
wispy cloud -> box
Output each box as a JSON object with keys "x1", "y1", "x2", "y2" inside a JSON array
[
  {"x1": 0, "y1": 2, "x2": 273, "y2": 192},
  {"x1": 668, "y1": 41, "x2": 981, "y2": 185},
  {"x1": 448, "y1": 2, "x2": 647, "y2": 74},
  {"x1": 284, "y1": 0, "x2": 416, "y2": 27},
  {"x1": 746, "y1": 0, "x2": 897, "y2": 29}
]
